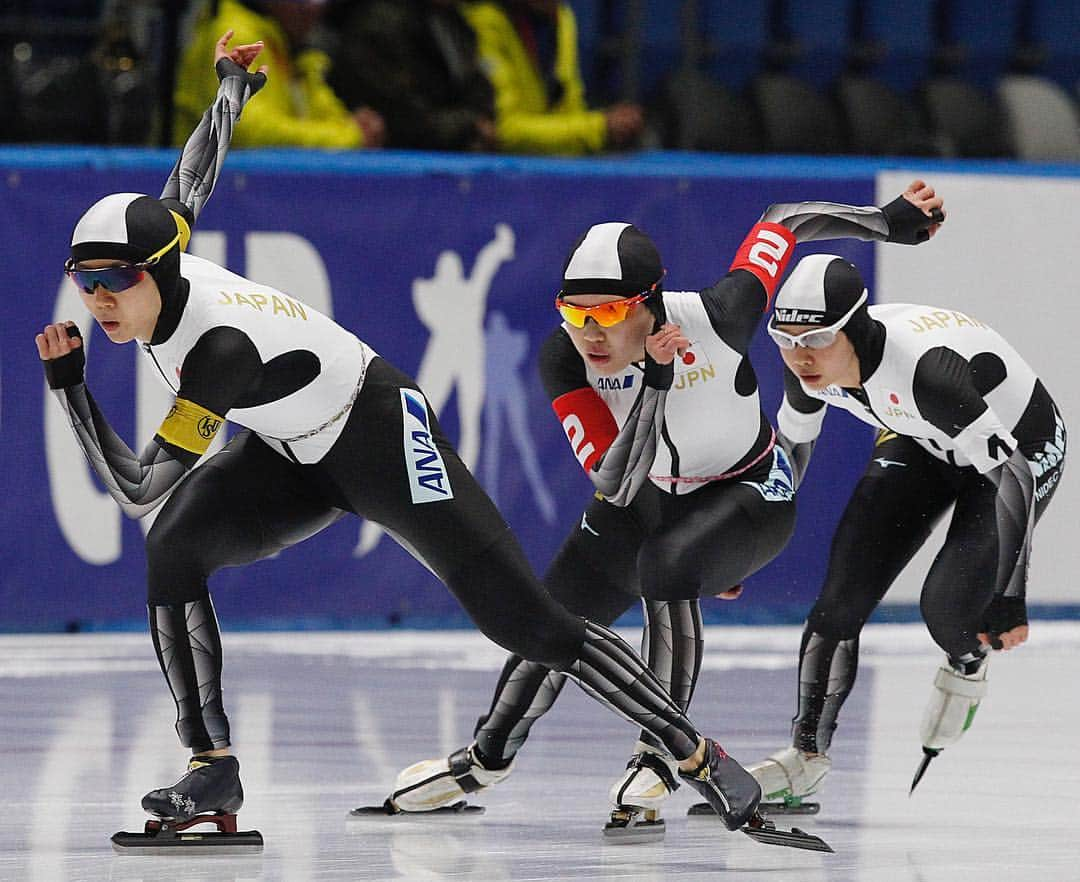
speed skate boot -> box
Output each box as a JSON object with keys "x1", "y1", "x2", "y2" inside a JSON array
[
  {"x1": 678, "y1": 739, "x2": 761, "y2": 831},
  {"x1": 112, "y1": 755, "x2": 262, "y2": 853},
  {"x1": 746, "y1": 746, "x2": 830, "y2": 815},
  {"x1": 352, "y1": 743, "x2": 515, "y2": 816},
  {"x1": 910, "y1": 651, "x2": 990, "y2": 794},
  {"x1": 603, "y1": 741, "x2": 681, "y2": 843},
  {"x1": 681, "y1": 739, "x2": 834, "y2": 852}
]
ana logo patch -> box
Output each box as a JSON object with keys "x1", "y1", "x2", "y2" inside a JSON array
[{"x1": 400, "y1": 389, "x2": 454, "y2": 504}]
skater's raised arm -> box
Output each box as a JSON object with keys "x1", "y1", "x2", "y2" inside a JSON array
[
  {"x1": 759, "y1": 179, "x2": 945, "y2": 247},
  {"x1": 161, "y1": 30, "x2": 268, "y2": 229},
  {"x1": 698, "y1": 181, "x2": 945, "y2": 355}
]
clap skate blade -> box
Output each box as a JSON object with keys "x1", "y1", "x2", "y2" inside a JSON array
[
  {"x1": 740, "y1": 812, "x2": 834, "y2": 853},
  {"x1": 603, "y1": 807, "x2": 665, "y2": 844},
  {"x1": 688, "y1": 796, "x2": 820, "y2": 816},
  {"x1": 112, "y1": 812, "x2": 264, "y2": 854},
  {"x1": 349, "y1": 797, "x2": 485, "y2": 817}
]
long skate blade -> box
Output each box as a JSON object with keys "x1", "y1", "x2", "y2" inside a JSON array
[
  {"x1": 603, "y1": 810, "x2": 665, "y2": 844},
  {"x1": 741, "y1": 822, "x2": 834, "y2": 853},
  {"x1": 111, "y1": 829, "x2": 263, "y2": 854},
  {"x1": 909, "y1": 748, "x2": 939, "y2": 795},
  {"x1": 688, "y1": 800, "x2": 820, "y2": 817},
  {"x1": 348, "y1": 798, "x2": 484, "y2": 817}
]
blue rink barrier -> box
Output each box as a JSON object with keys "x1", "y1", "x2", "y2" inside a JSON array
[{"x1": 0, "y1": 149, "x2": 1063, "y2": 632}]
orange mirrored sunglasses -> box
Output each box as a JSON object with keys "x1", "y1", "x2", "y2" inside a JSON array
[{"x1": 554, "y1": 293, "x2": 650, "y2": 328}]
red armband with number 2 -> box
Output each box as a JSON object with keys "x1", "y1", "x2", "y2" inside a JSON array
[{"x1": 729, "y1": 222, "x2": 797, "y2": 307}]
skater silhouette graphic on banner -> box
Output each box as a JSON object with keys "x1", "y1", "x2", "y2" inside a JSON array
[
  {"x1": 355, "y1": 224, "x2": 516, "y2": 556},
  {"x1": 482, "y1": 311, "x2": 556, "y2": 523}
]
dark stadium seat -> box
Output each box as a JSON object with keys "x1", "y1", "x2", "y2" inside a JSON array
[
  {"x1": 920, "y1": 76, "x2": 1014, "y2": 157},
  {"x1": 752, "y1": 72, "x2": 846, "y2": 154},
  {"x1": 651, "y1": 68, "x2": 762, "y2": 153},
  {"x1": 836, "y1": 74, "x2": 946, "y2": 157}
]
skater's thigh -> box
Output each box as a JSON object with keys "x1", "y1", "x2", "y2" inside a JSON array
[
  {"x1": 920, "y1": 466, "x2": 1027, "y2": 640},
  {"x1": 810, "y1": 437, "x2": 956, "y2": 635},
  {"x1": 148, "y1": 430, "x2": 343, "y2": 574},
  {"x1": 542, "y1": 494, "x2": 647, "y2": 624},
  {"x1": 640, "y1": 477, "x2": 795, "y2": 601}
]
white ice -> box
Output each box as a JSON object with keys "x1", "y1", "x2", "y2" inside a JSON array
[{"x1": 1, "y1": 623, "x2": 1077, "y2": 881}]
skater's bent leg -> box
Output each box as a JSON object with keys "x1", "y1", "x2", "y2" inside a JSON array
[
  {"x1": 472, "y1": 657, "x2": 567, "y2": 766},
  {"x1": 636, "y1": 599, "x2": 702, "y2": 751},
  {"x1": 146, "y1": 433, "x2": 340, "y2": 753},
  {"x1": 923, "y1": 453, "x2": 1037, "y2": 667},
  {"x1": 794, "y1": 440, "x2": 955, "y2": 753},
  {"x1": 474, "y1": 520, "x2": 641, "y2": 764},
  {"x1": 444, "y1": 542, "x2": 702, "y2": 762}
]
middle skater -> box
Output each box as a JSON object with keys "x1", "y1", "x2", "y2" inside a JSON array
[{"x1": 381, "y1": 181, "x2": 945, "y2": 839}]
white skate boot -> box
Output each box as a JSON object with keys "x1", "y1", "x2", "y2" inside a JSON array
[
  {"x1": 603, "y1": 741, "x2": 680, "y2": 843},
  {"x1": 910, "y1": 653, "x2": 989, "y2": 793},
  {"x1": 744, "y1": 746, "x2": 830, "y2": 814},
  {"x1": 351, "y1": 744, "x2": 515, "y2": 816}
]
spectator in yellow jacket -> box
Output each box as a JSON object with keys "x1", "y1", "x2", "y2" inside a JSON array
[
  {"x1": 462, "y1": 0, "x2": 643, "y2": 155},
  {"x1": 173, "y1": 0, "x2": 385, "y2": 149}
]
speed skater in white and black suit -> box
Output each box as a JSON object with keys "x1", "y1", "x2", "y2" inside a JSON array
[
  {"x1": 381, "y1": 183, "x2": 947, "y2": 841},
  {"x1": 37, "y1": 33, "x2": 826, "y2": 854},
  {"x1": 745, "y1": 253, "x2": 1066, "y2": 810}
]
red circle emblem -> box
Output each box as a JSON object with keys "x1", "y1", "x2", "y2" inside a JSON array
[
  {"x1": 889, "y1": 393, "x2": 899, "y2": 404},
  {"x1": 682, "y1": 352, "x2": 696, "y2": 365}
]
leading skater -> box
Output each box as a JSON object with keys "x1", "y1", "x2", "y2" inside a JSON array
[
  {"x1": 379, "y1": 184, "x2": 945, "y2": 839},
  {"x1": 39, "y1": 32, "x2": 823, "y2": 853},
  {"x1": 745, "y1": 253, "x2": 1065, "y2": 808}
]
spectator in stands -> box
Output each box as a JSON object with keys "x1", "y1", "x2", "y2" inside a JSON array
[
  {"x1": 173, "y1": 0, "x2": 385, "y2": 149},
  {"x1": 325, "y1": 0, "x2": 496, "y2": 152},
  {"x1": 462, "y1": 0, "x2": 644, "y2": 155}
]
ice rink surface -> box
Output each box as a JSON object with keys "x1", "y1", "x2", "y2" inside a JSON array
[{"x1": 1, "y1": 622, "x2": 1077, "y2": 882}]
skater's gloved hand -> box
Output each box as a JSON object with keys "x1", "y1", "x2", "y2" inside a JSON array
[
  {"x1": 36, "y1": 322, "x2": 85, "y2": 389},
  {"x1": 716, "y1": 584, "x2": 743, "y2": 600},
  {"x1": 882, "y1": 179, "x2": 945, "y2": 244},
  {"x1": 977, "y1": 595, "x2": 1029, "y2": 651}
]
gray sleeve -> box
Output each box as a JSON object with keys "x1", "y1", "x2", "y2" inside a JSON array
[
  {"x1": 160, "y1": 58, "x2": 265, "y2": 222},
  {"x1": 51, "y1": 384, "x2": 191, "y2": 519},
  {"x1": 759, "y1": 201, "x2": 890, "y2": 244},
  {"x1": 589, "y1": 386, "x2": 667, "y2": 507}
]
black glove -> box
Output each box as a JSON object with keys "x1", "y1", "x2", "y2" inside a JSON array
[
  {"x1": 43, "y1": 325, "x2": 85, "y2": 390},
  {"x1": 981, "y1": 595, "x2": 1028, "y2": 650},
  {"x1": 215, "y1": 56, "x2": 268, "y2": 98},
  {"x1": 881, "y1": 194, "x2": 944, "y2": 245}
]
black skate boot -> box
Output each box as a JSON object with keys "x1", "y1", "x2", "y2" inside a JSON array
[
  {"x1": 142, "y1": 755, "x2": 244, "y2": 821},
  {"x1": 112, "y1": 755, "x2": 263, "y2": 853},
  {"x1": 680, "y1": 739, "x2": 834, "y2": 853},
  {"x1": 677, "y1": 739, "x2": 761, "y2": 831}
]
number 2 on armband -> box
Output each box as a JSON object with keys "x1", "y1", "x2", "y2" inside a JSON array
[{"x1": 747, "y1": 229, "x2": 790, "y2": 279}]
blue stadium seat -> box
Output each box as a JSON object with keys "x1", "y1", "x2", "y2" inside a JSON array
[
  {"x1": 700, "y1": 0, "x2": 769, "y2": 92},
  {"x1": 610, "y1": 0, "x2": 687, "y2": 100},
  {"x1": 776, "y1": 0, "x2": 855, "y2": 89},
  {"x1": 1028, "y1": 0, "x2": 1080, "y2": 90},
  {"x1": 567, "y1": 0, "x2": 603, "y2": 97},
  {"x1": 940, "y1": 0, "x2": 1023, "y2": 90},
  {"x1": 856, "y1": 0, "x2": 934, "y2": 94}
]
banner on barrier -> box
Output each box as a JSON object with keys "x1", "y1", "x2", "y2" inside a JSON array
[{"x1": 0, "y1": 156, "x2": 875, "y2": 630}]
